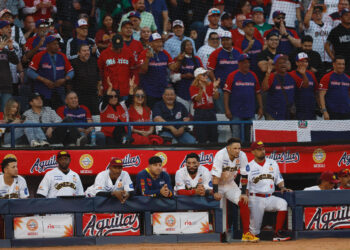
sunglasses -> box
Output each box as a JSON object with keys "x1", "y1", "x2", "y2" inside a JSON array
[
  {"x1": 276, "y1": 16, "x2": 285, "y2": 20},
  {"x1": 108, "y1": 95, "x2": 118, "y2": 98},
  {"x1": 135, "y1": 94, "x2": 145, "y2": 98},
  {"x1": 210, "y1": 10, "x2": 220, "y2": 14}
]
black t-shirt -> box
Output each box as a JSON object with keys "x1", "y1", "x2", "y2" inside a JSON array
[
  {"x1": 256, "y1": 48, "x2": 277, "y2": 81},
  {"x1": 327, "y1": 23, "x2": 350, "y2": 59}
]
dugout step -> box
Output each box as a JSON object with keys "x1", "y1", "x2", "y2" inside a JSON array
[{"x1": 11, "y1": 236, "x2": 96, "y2": 247}]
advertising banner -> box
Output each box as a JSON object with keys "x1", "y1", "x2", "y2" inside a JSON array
[
  {"x1": 82, "y1": 213, "x2": 140, "y2": 236},
  {"x1": 153, "y1": 212, "x2": 209, "y2": 234},
  {"x1": 304, "y1": 206, "x2": 350, "y2": 230},
  {"x1": 14, "y1": 214, "x2": 73, "y2": 239},
  {"x1": 1, "y1": 144, "x2": 350, "y2": 175}
]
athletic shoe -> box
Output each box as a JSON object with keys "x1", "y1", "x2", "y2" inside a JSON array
[
  {"x1": 242, "y1": 231, "x2": 259, "y2": 242},
  {"x1": 30, "y1": 140, "x2": 41, "y2": 147},
  {"x1": 76, "y1": 135, "x2": 88, "y2": 146},
  {"x1": 273, "y1": 230, "x2": 291, "y2": 242},
  {"x1": 40, "y1": 140, "x2": 50, "y2": 147}
]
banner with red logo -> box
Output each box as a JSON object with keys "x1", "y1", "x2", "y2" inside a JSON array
[
  {"x1": 82, "y1": 213, "x2": 140, "y2": 236},
  {"x1": 1, "y1": 144, "x2": 350, "y2": 176},
  {"x1": 304, "y1": 206, "x2": 350, "y2": 230}
]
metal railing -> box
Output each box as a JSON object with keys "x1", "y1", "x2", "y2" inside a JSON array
[{"x1": 0, "y1": 120, "x2": 253, "y2": 148}]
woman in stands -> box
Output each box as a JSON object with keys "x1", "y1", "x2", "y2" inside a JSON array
[
  {"x1": 190, "y1": 67, "x2": 220, "y2": 144},
  {"x1": 95, "y1": 15, "x2": 116, "y2": 52}
]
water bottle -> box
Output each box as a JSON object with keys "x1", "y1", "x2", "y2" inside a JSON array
[{"x1": 91, "y1": 128, "x2": 96, "y2": 146}]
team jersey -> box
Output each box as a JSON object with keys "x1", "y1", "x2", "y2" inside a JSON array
[
  {"x1": 319, "y1": 71, "x2": 350, "y2": 113},
  {"x1": 264, "y1": 28, "x2": 299, "y2": 55},
  {"x1": 98, "y1": 46, "x2": 136, "y2": 97},
  {"x1": 175, "y1": 165, "x2": 212, "y2": 192},
  {"x1": 207, "y1": 47, "x2": 242, "y2": 88},
  {"x1": 124, "y1": 39, "x2": 144, "y2": 85},
  {"x1": 37, "y1": 168, "x2": 84, "y2": 198},
  {"x1": 136, "y1": 168, "x2": 173, "y2": 197},
  {"x1": 197, "y1": 45, "x2": 216, "y2": 69},
  {"x1": 100, "y1": 103, "x2": 128, "y2": 138},
  {"x1": 268, "y1": 0, "x2": 300, "y2": 28},
  {"x1": 56, "y1": 105, "x2": 92, "y2": 123},
  {"x1": 211, "y1": 148, "x2": 248, "y2": 186},
  {"x1": 25, "y1": 35, "x2": 49, "y2": 52},
  {"x1": 128, "y1": 105, "x2": 152, "y2": 131},
  {"x1": 224, "y1": 69, "x2": 261, "y2": 119},
  {"x1": 0, "y1": 175, "x2": 29, "y2": 199},
  {"x1": 304, "y1": 185, "x2": 321, "y2": 191},
  {"x1": 24, "y1": 0, "x2": 56, "y2": 21},
  {"x1": 190, "y1": 82, "x2": 215, "y2": 110},
  {"x1": 246, "y1": 158, "x2": 284, "y2": 194},
  {"x1": 138, "y1": 48, "x2": 174, "y2": 98},
  {"x1": 237, "y1": 37, "x2": 263, "y2": 72},
  {"x1": 231, "y1": 28, "x2": 264, "y2": 48}
]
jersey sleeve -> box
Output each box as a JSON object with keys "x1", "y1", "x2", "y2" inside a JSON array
[
  {"x1": 123, "y1": 172, "x2": 134, "y2": 192},
  {"x1": 163, "y1": 49, "x2": 174, "y2": 65},
  {"x1": 174, "y1": 169, "x2": 186, "y2": 191},
  {"x1": 207, "y1": 49, "x2": 219, "y2": 70},
  {"x1": 37, "y1": 174, "x2": 50, "y2": 197},
  {"x1": 81, "y1": 105, "x2": 92, "y2": 120},
  {"x1": 211, "y1": 151, "x2": 223, "y2": 178},
  {"x1": 274, "y1": 161, "x2": 284, "y2": 185},
  {"x1": 308, "y1": 71, "x2": 319, "y2": 90},
  {"x1": 75, "y1": 175, "x2": 84, "y2": 196},
  {"x1": 319, "y1": 73, "x2": 331, "y2": 90},
  {"x1": 202, "y1": 168, "x2": 213, "y2": 190},
  {"x1": 224, "y1": 71, "x2": 236, "y2": 92},
  {"x1": 93, "y1": 172, "x2": 107, "y2": 193},
  {"x1": 288, "y1": 29, "x2": 299, "y2": 39},
  {"x1": 239, "y1": 152, "x2": 249, "y2": 176},
  {"x1": 29, "y1": 52, "x2": 42, "y2": 71},
  {"x1": 137, "y1": 49, "x2": 147, "y2": 65},
  {"x1": 56, "y1": 106, "x2": 65, "y2": 119},
  {"x1": 289, "y1": 71, "x2": 303, "y2": 88},
  {"x1": 19, "y1": 177, "x2": 29, "y2": 198},
  {"x1": 189, "y1": 85, "x2": 199, "y2": 99},
  {"x1": 63, "y1": 54, "x2": 73, "y2": 73},
  {"x1": 267, "y1": 73, "x2": 275, "y2": 88},
  {"x1": 251, "y1": 71, "x2": 261, "y2": 93}
]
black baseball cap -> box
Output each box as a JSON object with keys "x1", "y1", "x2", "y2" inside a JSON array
[
  {"x1": 121, "y1": 20, "x2": 133, "y2": 27},
  {"x1": 57, "y1": 151, "x2": 71, "y2": 159},
  {"x1": 112, "y1": 34, "x2": 124, "y2": 49},
  {"x1": 266, "y1": 31, "x2": 280, "y2": 40},
  {"x1": 29, "y1": 92, "x2": 42, "y2": 102}
]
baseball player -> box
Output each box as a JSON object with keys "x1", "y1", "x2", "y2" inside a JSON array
[
  {"x1": 175, "y1": 153, "x2": 212, "y2": 196},
  {"x1": 0, "y1": 157, "x2": 29, "y2": 199},
  {"x1": 247, "y1": 141, "x2": 292, "y2": 242},
  {"x1": 37, "y1": 151, "x2": 84, "y2": 198},
  {"x1": 85, "y1": 157, "x2": 134, "y2": 203},
  {"x1": 211, "y1": 138, "x2": 258, "y2": 242},
  {"x1": 338, "y1": 168, "x2": 350, "y2": 190},
  {"x1": 304, "y1": 171, "x2": 339, "y2": 190}
]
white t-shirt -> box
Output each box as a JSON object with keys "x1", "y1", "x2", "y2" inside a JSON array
[
  {"x1": 247, "y1": 158, "x2": 284, "y2": 194},
  {"x1": 175, "y1": 165, "x2": 212, "y2": 192},
  {"x1": 304, "y1": 185, "x2": 321, "y2": 191},
  {"x1": 211, "y1": 148, "x2": 248, "y2": 186},
  {"x1": 204, "y1": 27, "x2": 225, "y2": 45},
  {"x1": 37, "y1": 168, "x2": 84, "y2": 198},
  {"x1": 0, "y1": 175, "x2": 29, "y2": 199},
  {"x1": 197, "y1": 44, "x2": 217, "y2": 69},
  {"x1": 268, "y1": 0, "x2": 301, "y2": 28}
]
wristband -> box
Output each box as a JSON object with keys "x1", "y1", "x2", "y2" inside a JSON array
[
  {"x1": 321, "y1": 108, "x2": 327, "y2": 113},
  {"x1": 213, "y1": 184, "x2": 218, "y2": 193}
]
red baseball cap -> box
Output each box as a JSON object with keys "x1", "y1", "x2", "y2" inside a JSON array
[
  {"x1": 109, "y1": 157, "x2": 123, "y2": 167},
  {"x1": 251, "y1": 141, "x2": 265, "y2": 150},
  {"x1": 214, "y1": 0, "x2": 225, "y2": 5},
  {"x1": 320, "y1": 171, "x2": 340, "y2": 184},
  {"x1": 338, "y1": 168, "x2": 350, "y2": 177}
]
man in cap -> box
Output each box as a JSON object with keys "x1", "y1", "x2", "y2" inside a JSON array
[
  {"x1": 128, "y1": 11, "x2": 142, "y2": 41},
  {"x1": 0, "y1": 9, "x2": 26, "y2": 48},
  {"x1": 220, "y1": 13, "x2": 233, "y2": 31},
  {"x1": 0, "y1": 157, "x2": 29, "y2": 199},
  {"x1": 268, "y1": 0, "x2": 302, "y2": 30},
  {"x1": 66, "y1": 19, "x2": 98, "y2": 60},
  {"x1": 253, "y1": 7, "x2": 272, "y2": 37},
  {"x1": 85, "y1": 157, "x2": 134, "y2": 203},
  {"x1": 98, "y1": 34, "x2": 136, "y2": 100},
  {"x1": 136, "y1": 156, "x2": 173, "y2": 197},
  {"x1": 328, "y1": 0, "x2": 350, "y2": 28},
  {"x1": 37, "y1": 151, "x2": 84, "y2": 198},
  {"x1": 247, "y1": 141, "x2": 292, "y2": 241},
  {"x1": 164, "y1": 19, "x2": 196, "y2": 59},
  {"x1": 197, "y1": 8, "x2": 225, "y2": 46},
  {"x1": 204, "y1": 0, "x2": 226, "y2": 26},
  {"x1": 338, "y1": 168, "x2": 350, "y2": 190},
  {"x1": 197, "y1": 32, "x2": 220, "y2": 69},
  {"x1": 304, "y1": 171, "x2": 340, "y2": 190},
  {"x1": 22, "y1": 0, "x2": 57, "y2": 22}
]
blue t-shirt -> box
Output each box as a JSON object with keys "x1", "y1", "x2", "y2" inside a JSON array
[
  {"x1": 145, "y1": 0, "x2": 167, "y2": 32},
  {"x1": 136, "y1": 168, "x2": 173, "y2": 197},
  {"x1": 239, "y1": 38, "x2": 263, "y2": 72},
  {"x1": 152, "y1": 100, "x2": 189, "y2": 129},
  {"x1": 264, "y1": 28, "x2": 299, "y2": 55}
]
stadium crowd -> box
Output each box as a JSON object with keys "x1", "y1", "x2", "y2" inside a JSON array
[{"x1": 0, "y1": 0, "x2": 350, "y2": 146}]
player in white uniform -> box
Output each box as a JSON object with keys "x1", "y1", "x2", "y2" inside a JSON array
[
  {"x1": 175, "y1": 153, "x2": 212, "y2": 196},
  {"x1": 304, "y1": 171, "x2": 339, "y2": 190},
  {"x1": 246, "y1": 141, "x2": 292, "y2": 242},
  {"x1": 211, "y1": 138, "x2": 258, "y2": 242},
  {"x1": 0, "y1": 158, "x2": 29, "y2": 199},
  {"x1": 37, "y1": 151, "x2": 84, "y2": 198},
  {"x1": 85, "y1": 157, "x2": 134, "y2": 203}
]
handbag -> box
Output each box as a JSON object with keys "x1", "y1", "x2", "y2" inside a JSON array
[{"x1": 277, "y1": 75, "x2": 296, "y2": 120}]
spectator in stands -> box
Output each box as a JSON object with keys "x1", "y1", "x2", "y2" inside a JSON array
[
  {"x1": 224, "y1": 54, "x2": 263, "y2": 138},
  {"x1": 23, "y1": 92, "x2": 87, "y2": 146},
  {"x1": 268, "y1": 0, "x2": 302, "y2": 30},
  {"x1": 28, "y1": 35, "x2": 74, "y2": 109},
  {"x1": 190, "y1": 67, "x2": 219, "y2": 144},
  {"x1": 0, "y1": 20, "x2": 19, "y2": 112},
  {"x1": 204, "y1": 0, "x2": 226, "y2": 26},
  {"x1": 139, "y1": 33, "x2": 181, "y2": 108},
  {"x1": 85, "y1": 157, "x2": 134, "y2": 201},
  {"x1": 197, "y1": 32, "x2": 220, "y2": 70},
  {"x1": 264, "y1": 11, "x2": 301, "y2": 56},
  {"x1": 128, "y1": 11, "x2": 142, "y2": 41},
  {"x1": 208, "y1": 31, "x2": 241, "y2": 113},
  {"x1": 304, "y1": 171, "x2": 339, "y2": 190},
  {"x1": 338, "y1": 168, "x2": 350, "y2": 189},
  {"x1": 319, "y1": 55, "x2": 350, "y2": 120},
  {"x1": 140, "y1": 26, "x2": 151, "y2": 48},
  {"x1": 164, "y1": 20, "x2": 196, "y2": 59},
  {"x1": 262, "y1": 54, "x2": 297, "y2": 120},
  {"x1": 23, "y1": 0, "x2": 57, "y2": 22},
  {"x1": 171, "y1": 39, "x2": 203, "y2": 111},
  {"x1": 257, "y1": 31, "x2": 280, "y2": 80},
  {"x1": 98, "y1": 34, "x2": 136, "y2": 101},
  {"x1": 289, "y1": 53, "x2": 319, "y2": 120},
  {"x1": 328, "y1": 0, "x2": 350, "y2": 28},
  {"x1": 37, "y1": 151, "x2": 84, "y2": 198},
  {"x1": 70, "y1": 44, "x2": 101, "y2": 116},
  {"x1": 0, "y1": 1, "x2": 24, "y2": 21},
  {"x1": 252, "y1": 7, "x2": 271, "y2": 37},
  {"x1": 144, "y1": 0, "x2": 169, "y2": 36},
  {"x1": 95, "y1": 14, "x2": 116, "y2": 52},
  {"x1": 304, "y1": 3, "x2": 333, "y2": 74},
  {"x1": 197, "y1": 8, "x2": 225, "y2": 46},
  {"x1": 66, "y1": 19, "x2": 99, "y2": 60},
  {"x1": 56, "y1": 91, "x2": 105, "y2": 146},
  {"x1": 22, "y1": 15, "x2": 35, "y2": 40},
  {"x1": 325, "y1": 8, "x2": 350, "y2": 75},
  {"x1": 0, "y1": 9, "x2": 26, "y2": 48},
  {"x1": 0, "y1": 157, "x2": 29, "y2": 199},
  {"x1": 119, "y1": 0, "x2": 157, "y2": 33},
  {"x1": 231, "y1": 14, "x2": 264, "y2": 47},
  {"x1": 174, "y1": 152, "x2": 213, "y2": 196},
  {"x1": 136, "y1": 156, "x2": 173, "y2": 197},
  {"x1": 220, "y1": 13, "x2": 233, "y2": 31}
]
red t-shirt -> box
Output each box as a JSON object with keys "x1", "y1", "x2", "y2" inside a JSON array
[
  {"x1": 231, "y1": 28, "x2": 264, "y2": 46},
  {"x1": 100, "y1": 104, "x2": 128, "y2": 137},
  {"x1": 190, "y1": 82, "x2": 215, "y2": 110},
  {"x1": 95, "y1": 29, "x2": 116, "y2": 48},
  {"x1": 128, "y1": 105, "x2": 152, "y2": 131},
  {"x1": 123, "y1": 39, "x2": 144, "y2": 85}
]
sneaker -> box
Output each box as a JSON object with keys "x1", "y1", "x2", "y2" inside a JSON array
[
  {"x1": 273, "y1": 230, "x2": 291, "y2": 242},
  {"x1": 40, "y1": 140, "x2": 50, "y2": 147},
  {"x1": 242, "y1": 232, "x2": 259, "y2": 243},
  {"x1": 76, "y1": 135, "x2": 88, "y2": 146},
  {"x1": 30, "y1": 140, "x2": 41, "y2": 147}
]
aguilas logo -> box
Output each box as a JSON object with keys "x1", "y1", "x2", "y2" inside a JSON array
[
  {"x1": 306, "y1": 206, "x2": 350, "y2": 230},
  {"x1": 30, "y1": 155, "x2": 58, "y2": 173}
]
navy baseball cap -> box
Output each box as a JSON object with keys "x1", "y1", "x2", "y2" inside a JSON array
[
  {"x1": 238, "y1": 53, "x2": 250, "y2": 62},
  {"x1": 121, "y1": 20, "x2": 133, "y2": 27},
  {"x1": 243, "y1": 19, "x2": 255, "y2": 27},
  {"x1": 0, "y1": 20, "x2": 10, "y2": 29},
  {"x1": 266, "y1": 31, "x2": 280, "y2": 39},
  {"x1": 272, "y1": 10, "x2": 286, "y2": 19},
  {"x1": 45, "y1": 35, "x2": 60, "y2": 44},
  {"x1": 112, "y1": 34, "x2": 124, "y2": 49},
  {"x1": 149, "y1": 33, "x2": 162, "y2": 42},
  {"x1": 36, "y1": 19, "x2": 48, "y2": 28},
  {"x1": 128, "y1": 11, "x2": 141, "y2": 19},
  {"x1": 341, "y1": 8, "x2": 350, "y2": 17},
  {"x1": 221, "y1": 13, "x2": 232, "y2": 20},
  {"x1": 273, "y1": 54, "x2": 288, "y2": 64},
  {"x1": 252, "y1": 7, "x2": 264, "y2": 13}
]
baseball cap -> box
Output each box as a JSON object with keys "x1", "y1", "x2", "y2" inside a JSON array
[
  {"x1": 313, "y1": 5, "x2": 324, "y2": 12},
  {"x1": 320, "y1": 171, "x2": 340, "y2": 184},
  {"x1": 251, "y1": 141, "x2": 265, "y2": 150},
  {"x1": 238, "y1": 53, "x2": 250, "y2": 62},
  {"x1": 252, "y1": 7, "x2": 264, "y2": 13},
  {"x1": 194, "y1": 67, "x2": 208, "y2": 77},
  {"x1": 121, "y1": 20, "x2": 133, "y2": 27},
  {"x1": 112, "y1": 34, "x2": 124, "y2": 49},
  {"x1": 76, "y1": 18, "x2": 88, "y2": 28},
  {"x1": 0, "y1": 20, "x2": 10, "y2": 29},
  {"x1": 208, "y1": 8, "x2": 221, "y2": 17},
  {"x1": 0, "y1": 9, "x2": 13, "y2": 18},
  {"x1": 109, "y1": 157, "x2": 123, "y2": 167},
  {"x1": 338, "y1": 168, "x2": 350, "y2": 177},
  {"x1": 272, "y1": 10, "x2": 286, "y2": 19},
  {"x1": 45, "y1": 35, "x2": 60, "y2": 44},
  {"x1": 341, "y1": 8, "x2": 350, "y2": 17},
  {"x1": 266, "y1": 30, "x2": 280, "y2": 40},
  {"x1": 35, "y1": 19, "x2": 48, "y2": 28},
  {"x1": 29, "y1": 92, "x2": 42, "y2": 102},
  {"x1": 296, "y1": 52, "x2": 308, "y2": 62},
  {"x1": 149, "y1": 32, "x2": 162, "y2": 42},
  {"x1": 214, "y1": 0, "x2": 225, "y2": 5},
  {"x1": 221, "y1": 30, "x2": 232, "y2": 38},
  {"x1": 273, "y1": 54, "x2": 288, "y2": 64},
  {"x1": 172, "y1": 20, "x2": 184, "y2": 28},
  {"x1": 128, "y1": 11, "x2": 141, "y2": 19},
  {"x1": 243, "y1": 19, "x2": 255, "y2": 28},
  {"x1": 57, "y1": 151, "x2": 71, "y2": 159},
  {"x1": 221, "y1": 13, "x2": 232, "y2": 20}
]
